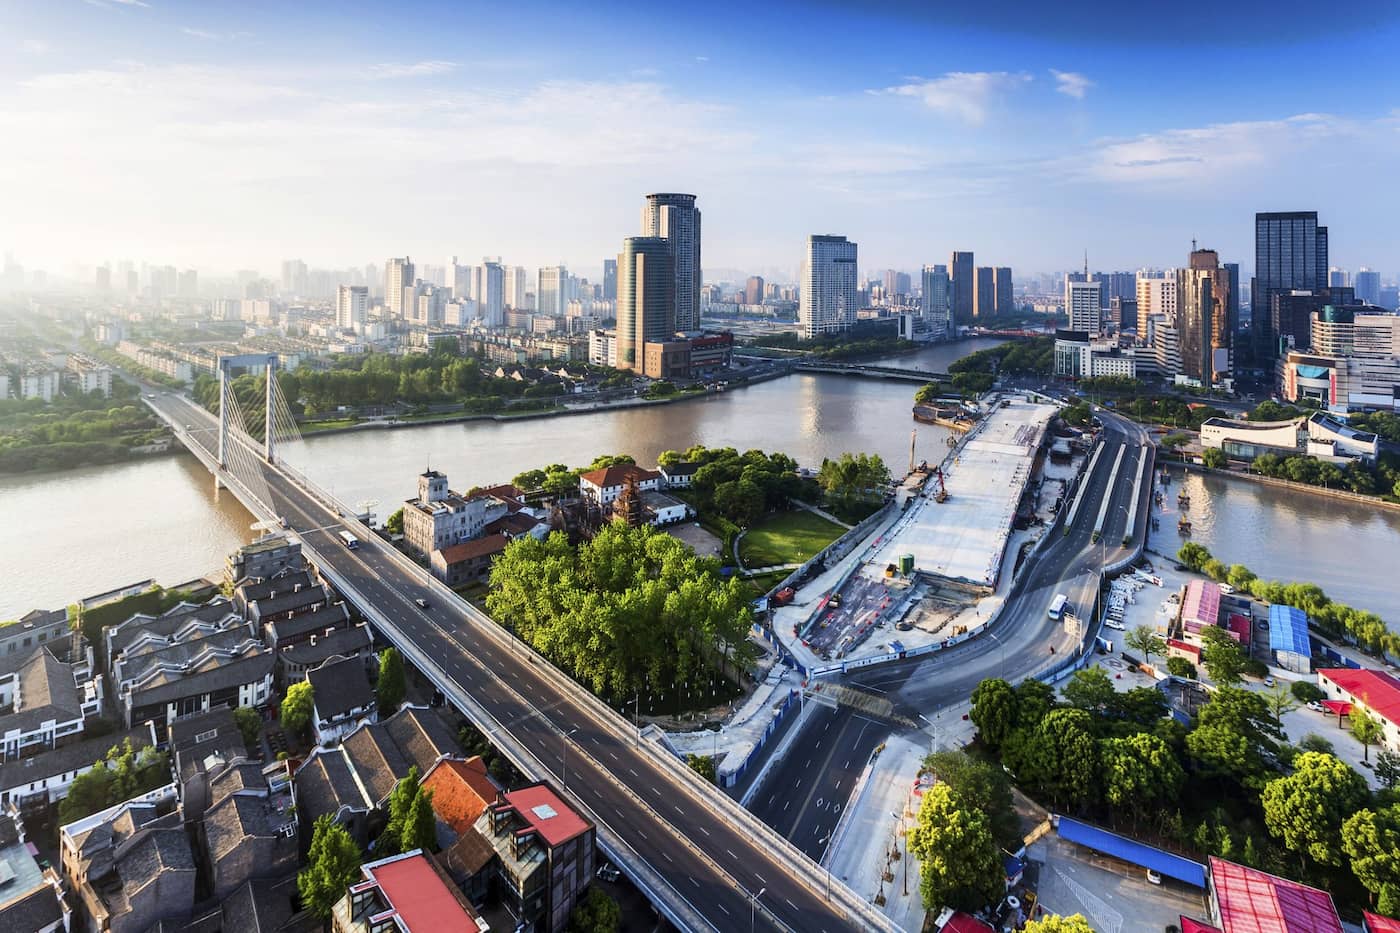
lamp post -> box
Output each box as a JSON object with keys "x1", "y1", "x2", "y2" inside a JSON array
[
  {"x1": 748, "y1": 886, "x2": 765, "y2": 933},
  {"x1": 985, "y1": 629, "x2": 1007, "y2": 678},
  {"x1": 561, "y1": 727, "x2": 578, "y2": 790},
  {"x1": 818, "y1": 833, "x2": 833, "y2": 901}
]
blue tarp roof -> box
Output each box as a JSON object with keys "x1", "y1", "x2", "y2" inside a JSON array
[
  {"x1": 1056, "y1": 816, "x2": 1207, "y2": 887},
  {"x1": 1269, "y1": 604, "x2": 1311, "y2": 657}
]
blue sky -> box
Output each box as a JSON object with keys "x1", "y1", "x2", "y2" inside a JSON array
[{"x1": 2, "y1": 0, "x2": 1398, "y2": 282}]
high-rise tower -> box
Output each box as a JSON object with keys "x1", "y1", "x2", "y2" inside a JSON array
[{"x1": 641, "y1": 193, "x2": 701, "y2": 332}]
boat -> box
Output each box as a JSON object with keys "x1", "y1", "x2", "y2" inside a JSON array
[
  {"x1": 1178, "y1": 518, "x2": 1192, "y2": 535},
  {"x1": 1177, "y1": 493, "x2": 1190, "y2": 509}
]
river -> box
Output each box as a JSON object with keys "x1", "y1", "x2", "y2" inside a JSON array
[{"x1": 5, "y1": 335, "x2": 1399, "y2": 626}]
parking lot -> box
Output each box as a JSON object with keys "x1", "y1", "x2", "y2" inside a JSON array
[{"x1": 1031, "y1": 833, "x2": 1208, "y2": 933}]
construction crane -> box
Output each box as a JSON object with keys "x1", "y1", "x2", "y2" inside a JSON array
[
  {"x1": 355, "y1": 498, "x2": 379, "y2": 525},
  {"x1": 932, "y1": 466, "x2": 949, "y2": 503}
]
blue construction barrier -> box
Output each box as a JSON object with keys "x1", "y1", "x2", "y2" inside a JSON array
[{"x1": 719, "y1": 688, "x2": 801, "y2": 788}]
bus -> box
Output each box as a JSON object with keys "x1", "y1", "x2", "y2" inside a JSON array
[
  {"x1": 338, "y1": 530, "x2": 360, "y2": 550},
  {"x1": 1047, "y1": 593, "x2": 1069, "y2": 621}
]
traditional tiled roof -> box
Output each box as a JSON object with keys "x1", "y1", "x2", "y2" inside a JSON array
[
  {"x1": 578, "y1": 464, "x2": 660, "y2": 489},
  {"x1": 436, "y1": 534, "x2": 510, "y2": 565},
  {"x1": 307, "y1": 656, "x2": 373, "y2": 722},
  {"x1": 422, "y1": 757, "x2": 499, "y2": 834}
]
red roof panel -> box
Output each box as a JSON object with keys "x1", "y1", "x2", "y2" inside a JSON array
[
  {"x1": 369, "y1": 853, "x2": 481, "y2": 933},
  {"x1": 1318, "y1": 668, "x2": 1400, "y2": 726},
  {"x1": 1209, "y1": 857, "x2": 1342, "y2": 933},
  {"x1": 1182, "y1": 918, "x2": 1222, "y2": 933},
  {"x1": 1365, "y1": 913, "x2": 1400, "y2": 933},
  {"x1": 504, "y1": 784, "x2": 590, "y2": 848}
]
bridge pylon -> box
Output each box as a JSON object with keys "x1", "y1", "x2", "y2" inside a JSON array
[{"x1": 217, "y1": 353, "x2": 280, "y2": 471}]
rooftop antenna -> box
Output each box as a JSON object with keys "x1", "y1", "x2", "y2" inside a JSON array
[
  {"x1": 1192, "y1": 237, "x2": 1198, "y2": 252},
  {"x1": 1083, "y1": 250, "x2": 1088, "y2": 278}
]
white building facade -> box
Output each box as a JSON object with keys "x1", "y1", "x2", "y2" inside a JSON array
[{"x1": 799, "y1": 235, "x2": 858, "y2": 339}]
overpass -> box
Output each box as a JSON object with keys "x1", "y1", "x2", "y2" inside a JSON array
[
  {"x1": 793, "y1": 361, "x2": 949, "y2": 383},
  {"x1": 142, "y1": 371, "x2": 893, "y2": 933}
]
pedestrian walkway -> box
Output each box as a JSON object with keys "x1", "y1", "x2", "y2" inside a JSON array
[
  {"x1": 741, "y1": 562, "x2": 803, "y2": 577},
  {"x1": 793, "y1": 499, "x2": 854, "y2": 529}
]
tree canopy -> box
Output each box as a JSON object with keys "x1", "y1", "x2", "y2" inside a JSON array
[
  {"x1": 57, "y1": 739, "x2": 171, "y2": 825},
  {"x1": 1262, "y1": 752, "x2": 1369, "y2": 868},
  {"x1": 280, "y1": 680, "x2": 315, "y2": 736},
  {"x1": 299, "y1": 815, "x2": 362, "y2": 919},
  {"x1": 906, "y1": 783, "x2": 1004, "y2": 912},
  {"x1": 377, "y1": 647, "x2": 406, "y2": 718},
  {"x1": 486, "y1": 524, "x2": 757, "y2": 709},
  {"x1": 1023, "y1": 915, "x2": 1095, "y2": 933}
]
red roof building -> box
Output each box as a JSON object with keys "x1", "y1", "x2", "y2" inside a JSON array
[
  {"x1": 1182, "y1": 580, "x2": 1222, "y2": 631},
  {"x1": 1365, "y1": 913, "x2": 1400, "y2": 933},
  {"x1": 422, "y1": 757, "x2": 500, "y2": 835},
  {"x1": 1317, "y1": 668, "x2": 1400, "y2": 753},
  {"x1": 577, "y1": 464, "x2": 661, "y2": 505},
  {"x1": 1207, "y1": 857, "x2": 1343, "y2": 933},
  {"x1": 1181, "y1": 917, "x2": 1222, "y2": 933},
  {"x1": 332, "y1": 850, "x2": 484, "y2": 933}
]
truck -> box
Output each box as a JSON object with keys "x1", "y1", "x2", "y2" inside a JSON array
[{"x1": 771, "y1": 587, "x2": 795, "y2": 607}]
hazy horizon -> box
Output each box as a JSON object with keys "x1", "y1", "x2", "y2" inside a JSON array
[{"x1": 3, "y1": 0, "x2": 1400, "y2": 280}]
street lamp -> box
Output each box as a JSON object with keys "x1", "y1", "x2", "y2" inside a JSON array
[
  {"x1": 818, "y1": 834, "x2": 833, "y2": 901},
  {"x1": 985, "y1": 629, "x2": 1007, "y2": 678},
  {"x1": 561, "y1": 727, "x2": 579, "y2": 789},
  {"x1": 917, "y1": 712, "x2": 939, "y2": 755},
  {"x1": 748, "y1": 886, "x2": 766, "y2": 933}
]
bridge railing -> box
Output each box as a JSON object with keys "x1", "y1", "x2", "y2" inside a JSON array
[{"x1": 265, "y1": 441, "x2": 897, "y2": 932}]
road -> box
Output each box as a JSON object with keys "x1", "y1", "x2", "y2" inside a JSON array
[
  {"x1": 749, "y1": 410, "x2": 1154, "y2": 856},
  {"x1": 146, "y1": 390, "x2": 884, "y2": 933}
]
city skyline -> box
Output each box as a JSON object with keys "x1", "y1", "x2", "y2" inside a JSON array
[{"x1": 3, "y1": 1, "x2": 1400, "y2": 277}]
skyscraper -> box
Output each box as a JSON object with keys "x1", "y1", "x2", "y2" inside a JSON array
[
  {"x1": 449, "y1": 257, "x2": 474, "y2": 301},
  {"x1": 920, "y1": 264, "x2": 951, "y2": 338},
  {"x1": 641, "y1": 193, "x2": 701, "y2": 332},
  {"x1": 1135, "y1": 271, "x2": 1177, "y2": 340},
  {"x1": 386, "y1": 257, "x2": 414, "y2": 319},
  {"x1": 477, "y1": 259, "x2": 504, "y2": 328},
  {"x1": 505, "y1": 265, "x2": 529, "y2": 310},
  {"x1": 974, "y1": 267, "x2": 996, "y2": 320},
  {"x1": 1178, "y1": 248, "x2": 1230, "y2": 385},
  {"x1": 602, "y1": 258, "x2": 618, "y2": 302},
  {"x1": 745, "y1": 276, "x2": 765, "y2": 306},
  {"x1": 537, "y1": 266, "x2": 567, "y2": 317},
  {"x1": 616, "y1": 237, "x2": 675, "y2": 371},
  {"x1": 1067, "y1": 279, "x2": 1102, "y2": 333},
  {"x1": 1252, "y1": 211, "x2": 1328, "y2": 359},
  {"x1": 95, "y1": 265, "x2": 110, "y2": 291},
  {"x1": 950, "y1": 252, "x2": 974, "y2": 326},
  {"x1": 1328, "y1": 268, "x2": 1349, "y2": 289},
  {"x1": 336, "y1": 285, "x2": 368, "y2": 330},
  {"x1": 800, "y1": 236, "x2": 858, "y2": 339},
  {"x1": 1355, "y1": 267, "x2": 1381, "y2": 306},
  {"x1": 994, "y1": 267, "x2": 1014, "y2": 316}
]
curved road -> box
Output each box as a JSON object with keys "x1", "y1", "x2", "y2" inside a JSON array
[{"x1": 749, "y1": 411, "x2": 1154, "y2": 858}]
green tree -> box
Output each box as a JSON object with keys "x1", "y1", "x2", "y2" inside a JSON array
[
  {"x1": 1343, "y1": 805, "x2": 1400, "y2": 907},
  {"x1": 1063, "y1": 667, "x2": 1116, "y2": 713},
  {"x1": 914, "y1": 383, "x2": 941, "y2": 404},
  {"x1": 233, "y1": 706, "x2": 262, "y2": 749},
  {"x1": 1291, "y1": 681, "x2": 1325, "y2": 704},
  {"x1": 1376, "y1": 749, "x2": 1400, "y2": 791},
  {"x1": 1352, "y1": 709, "x2": 1385, "y2": 763},
  {"x1": 1202, "y1": 558, "x2": 1229, "y2": 582},
  {"x1": 379, "y1": 766, "x2": 423, "y2": 857},
  {"x1": 280, "y1": 680, "x2": 315, "y2": 737},
  {"x1": 298, "y1": 815, "x2": 362, "y2": 920},
  {"x1": 1262, "y1": 752, "x2": 1369, "y2": 868},
  {"x1": 1023, "y1": 915, "x2": 1095, "y2": 933},
  {"x1": 924, "y1": 750, "x2": 1020, "y2": 848},
  {"x1": 1199, "y1": 625, "x2": 1246, "y2": 686},
  {"x1": 1101, "y1": 732, "x2": 1184, "y2": 814},
  {"x1": 1186, "y1": 686, "x2": 1284, "y2": 789},
  {"x1": 1014, "y1": 679, "x2": 1057, "y2": 729},
  {"x1": 1298, "y1": 734, "x2": 1335, "y2": 755},
  {"x1": 1177, "y1": 542, "x2": 1213, "y2": 572},
  {"x1": 686, "y1": 754, "x2": 717, "y2": 783},
  {"x1": 969, "y1": 678, "x2": 1018, "y2": 748},
  {"x1": 1019, "y1": 709, "x2": 1099, "y2": 810},
  {"x1": 906, "y1": 783, "x2": 1003, "y2": 912},
  {"x1": 1202, "y1": 447, "x2": 1228, "y2": 469},
  {"x1": 57, "y1": 739, "x2": 170, "y2": 824},
  {"x1": 1167, "y1": 656, "x2": 1198, "y2": 679},
  {"x1": 400, "y1": 784, "x2": 437, "y2": 853},
  {"x1": 377, "y1": 648, "x2": 407, "y2": 717},
  {"x1": 1227, "y1": 563, "x2": 1257, "y2": 593},
  {"x1": 1262, "y1": 682, "x2": 1298, "y2": 727},
  {"x1": 1124, "y1": 625, "x2": 1165, "y2": 668},
  {"x1": 569, "y1": 886, "x2": 622, "y2": 933},
  {"x1": 385, "y1": 508, "x2": 404, "y2": 535}
]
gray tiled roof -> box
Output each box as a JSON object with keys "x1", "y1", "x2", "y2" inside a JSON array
[
  {"x1": 0, "y1": 726, "x2": 153, "y2": 795},
  {"x1": 0, "y1": 884, "x2": 64, "y2": 933},
  {"x1": 107, "y1": 600, "x2": 238, "y2": 657},
  {"x1": 236, "y1": 571, "x2": 313, "y2": 606},
  {"x1": 279, "y1": 625, "x2": 371, "y2": 668},
  {"x1": 4, "y1": 648, "x2": 83, "y2": 733},
  {"x1": 249, "y1": 587, "x2": 328, "y2": 620},
  {"x1": 217, "y1": 875, "x2": 317, "y2": 933},
  {"x1": 307, "y1": 656, "x2": 373, "y2": 721},
  {"x1": 268, "y1": 604, "x2": 349, "y2": 644},
  {"x1": 293, "y1": 748, "x2": 369, "y2": 824},
  {"x1": 129, "y1": 651, "x2": 273, "y2": 708},
  {"x1": 170, "y1": 707, "x2": 249, "y2": 784}
]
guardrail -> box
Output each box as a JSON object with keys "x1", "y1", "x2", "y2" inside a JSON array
[
  {"x1": 1091, "y1": 445, "x2": 1128, "y2": 542},
  {"x1": 1062, "y1": 435, "x2": 1104, "y2": 533}
]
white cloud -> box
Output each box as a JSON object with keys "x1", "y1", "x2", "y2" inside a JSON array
[
  {"x1": 181, "y1": 27, "x2": 219, "y2": 40},
  {"x1": 695, "y1": 55, "x2": 709, "y2": 63},
  {"x1": 1051, "y1": 69, "x2": 1092, "y2": 99},
  {"x1": 877, "y1": 71, "x2": 1031, "y2": 124},
  {"x1": 84, "y1": 0, "x2": 150, "y2": 7},
  {"x1": 368, "y1": 60, "x2": 458, "y2": 79},
  {"x1": 21, "y1": 39, "x2": 50, "y2": 55}
]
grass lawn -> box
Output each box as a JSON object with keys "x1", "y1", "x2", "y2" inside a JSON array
[
  {"x1": 739, "y1": 509, "x2": 845, "y2": 568},
  {"x1": 299, "y1": 418, "x2": 360, "y2": 434}
]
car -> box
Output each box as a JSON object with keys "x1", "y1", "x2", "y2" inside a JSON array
[
  {"x1": 1263, "y1": 676, "x2": 1276, "y2": 688},
  {"x1": 1146, "y1": 869, "x2": 1162, "y2": 885},
  {"x1": 596, "y1": 863, "x2": 621, "y2": 882},
  {"x1": 1307, "y1": 700, "x2": 1324, "y2": 712},
  {"x1": 414, "y1": 598, "x2": 430, "y2": 609}
]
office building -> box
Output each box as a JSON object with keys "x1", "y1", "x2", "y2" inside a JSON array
[
  {"x1": 640, "y1": 193, "x2": 702, "y2": 332},
  {"x1": 616, "y1": 237, "x2": 675, "y2": 370},
  {"x1": 1110, "y1": 296, "x2": 1137, "y2": 332},
  {"x1": 476, "y1": 259, "x2": 504, "y2": 328},
  {"x1": 1329, "y1": 268, "x2": 1349, "y2": 289},
  {"x1": 950, "y1": 251, "x2": 974, "y2": 326},
  {"x1": 1282, "y1": 305, "x2": 1400, "y2": 411},
  {"x1": 1066, "y1": 279, "x2": 1102, "y2": 333},
  {"x1": 1252, "y1": 211, "x2": 1328, "y2": 360},
  {"x1": 1178, "y1": 249, "x2": 1228, "y2": 385},
  {"x1": 921, "y1": 264, "x2": 952, "y2": 338},
  {"x1": 799, "y1": 235, "x2": 859, "y2": 339},
  {"x1": 537, "y1": 266, "x2": 567, "y2": 317},
  {"x1": 336, "y1": 285, "x2": 368, "y2": 330},
  {"x1": 601, "y1": 258, "x2": 617, "y2": 302},
  {"x1": 1272, "y1": 287, "x2": 1353, "y2": 353},
  {"x1": 973, "y1": 266, "x2": 996, "y2": 320},
  {"x1": 386, "y1": 257, "x2": 414, "y2": 319},
  {"x1": 1355, "y1": 267, "x2": 1381, "y2": 306},
  {"x1": 1135, "y1": 271, "x2": 1177, "y2": 339},
  {"x1": 994, "y1": 267, "x2": 1014, "y2": 316},
  {"x1": 449, "y1": 258, "x2": 474, "y2": 302},
  {"x1": 1053, "y1": 329, "x2": 1138, "y2": 380},
  {"x1": 744, "y1": 275, "x2": 765, "y2": 306},
  {"x1": 95, "y1": 265, "x2": 111, "y2": 291}
]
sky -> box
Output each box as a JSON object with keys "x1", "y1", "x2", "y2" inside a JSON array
[{"x1": 2, "y1": 0, "x2": 1399, "y2": 283}]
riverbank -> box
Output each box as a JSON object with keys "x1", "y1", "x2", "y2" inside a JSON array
[
  {"x1": 292, "y1": 367, "x2": 792, "y2": 438},
  {"x1": 1163, "y1": 459, "x2": 1400, "y2": 513}
]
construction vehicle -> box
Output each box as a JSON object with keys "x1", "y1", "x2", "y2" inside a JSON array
[{"x1": 932, "y1": 467, "x2": 949, "y2": 503}]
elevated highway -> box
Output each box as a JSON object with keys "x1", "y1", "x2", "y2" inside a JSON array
[{"x1": 145, "y1": 391, "x2": 893, "y2": 933}]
